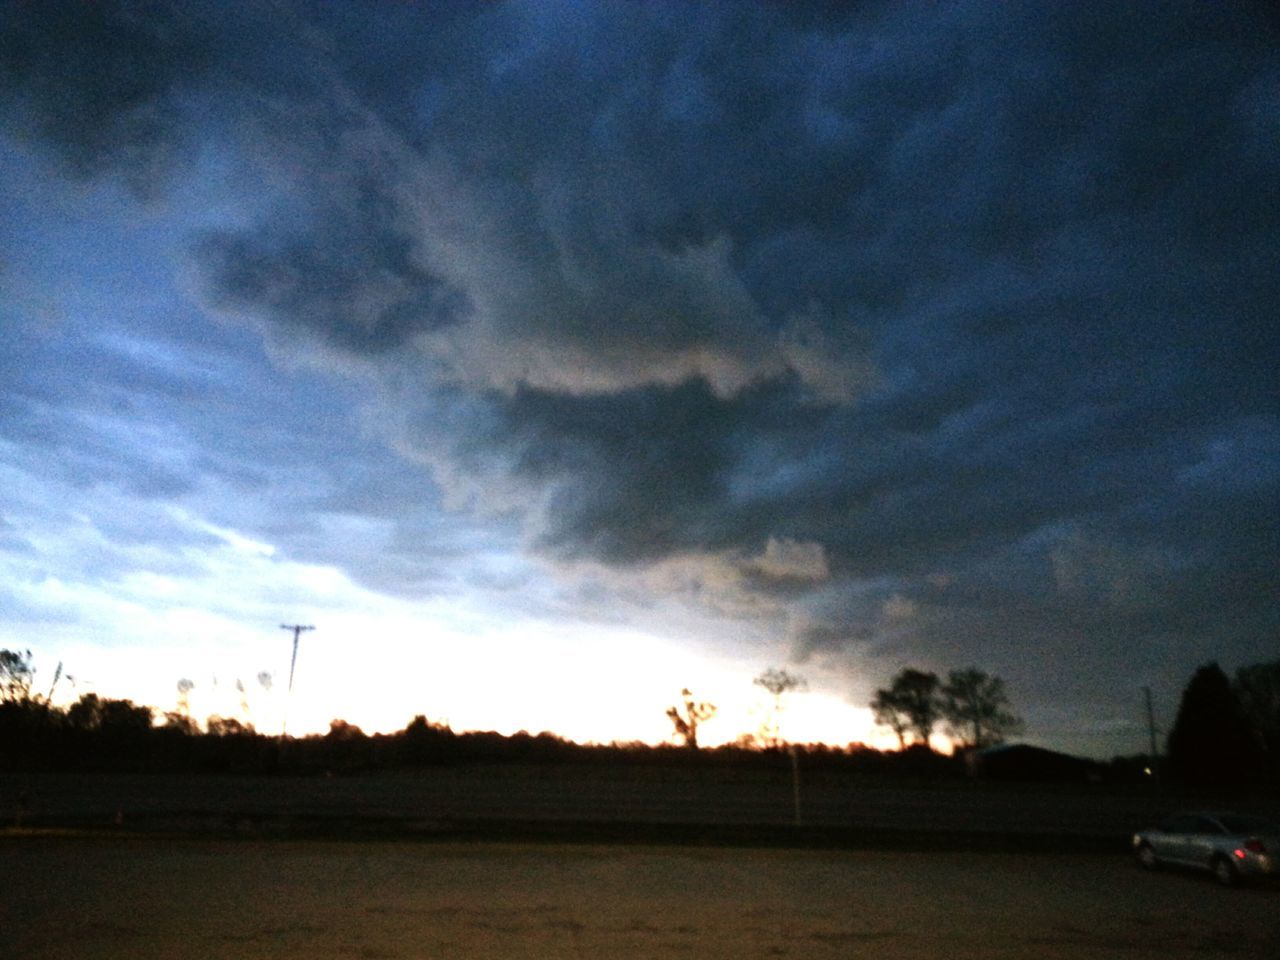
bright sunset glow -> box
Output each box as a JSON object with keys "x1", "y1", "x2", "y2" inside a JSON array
[{"x1": 26, "y1": 557, "x2": 893, "y2": 749}]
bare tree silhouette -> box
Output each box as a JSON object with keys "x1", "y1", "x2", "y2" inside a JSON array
[
  {"x1": 753, "y1": 667, "x2": 806, "y2": 749},
  {"x1": 666, "y1": 688, "x2": 716, "y2": 749}
]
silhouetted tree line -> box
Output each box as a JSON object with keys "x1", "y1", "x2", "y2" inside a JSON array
[
  {"x1": 0, "y1": 648, "x2": 961, "y2": 777},
  {"x1": 0, "y1": 650, "x2": 957, "y2": 777},
  {"x1": 6, "y1": 648, "x2": 1276, "y2": 788},
  {"x1": 1165, "y1": 660, "x2": 1280, "y2": 788},
  {"x1": 0, "y1": 694, "x2": 965, "y2": 777},
  {"x1": 871, "y1": 666, "x2": 1023, "y2": 750}
]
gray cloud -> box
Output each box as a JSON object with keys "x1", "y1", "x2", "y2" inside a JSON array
[
  {"x1": 3, "y1": 1, "x2": 1278, "y2": 751},
  {"x1": 0, "y1": 0, "x2": 208, "y2": 191},
  {"x1": 196, "y1": 175, "x2": 471, "y2": 356}
]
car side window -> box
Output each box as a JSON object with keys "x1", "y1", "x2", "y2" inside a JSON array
[
  {"x1": 1163, "y1": 815, "x2": 1199, "y2": 833},
  {"x1": 1217, "y1": 815, "x2": 1276, "y2": 834},
  {"x1": 1195, "y1": 816, "x2": 1225, "y2": 834}
]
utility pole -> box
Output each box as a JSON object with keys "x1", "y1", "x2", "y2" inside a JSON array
[
  {"x1": 1142, "y1": 686, "x2": 1160, "y2": 783},
  {"x1": 280, "y1": 624, "x2": 314, "y2": 736},
  {"x1": 44, "y1": 661, "x2": 64, "y2": 706},
  {"x1": 789, "y1": 744, "x2": 803, "y2": 827}
]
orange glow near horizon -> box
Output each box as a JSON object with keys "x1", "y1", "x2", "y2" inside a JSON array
[
  {"x1": 20, "y1": 552, "x2": 906, "y2": 752},
  {"x1": 37, "y1": 622, "x2": 906, "y2": 751}
]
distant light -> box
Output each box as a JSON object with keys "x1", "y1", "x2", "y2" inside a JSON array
[{"x1": 1143, "y1": 766, "x2": 1152, "y2": 776}]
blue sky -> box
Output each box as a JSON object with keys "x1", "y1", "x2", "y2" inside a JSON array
[{"x1": 1, "y1": 1, "x2": 1277, "y2": 754}]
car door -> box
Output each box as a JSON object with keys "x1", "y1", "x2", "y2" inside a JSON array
[
  {"x1": 1182, "y1": 815, "x2": 1227, "y2": 869},
  {"x1": 1157, "y1": 814, "x2": 1201, "y2": 865}
]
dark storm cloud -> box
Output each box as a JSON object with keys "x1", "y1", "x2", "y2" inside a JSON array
[
  {"x1": 447, "y1": 377, "x2": 826, "y2": 566},
  {"x1": 0, "y1": 0, "x2": 206, "y2": 189},
  {"x1": 196, "y1": 176, "x2": 471, "y2": 355},
  {"x1": 5, "y1": 1, "x2": 1278, "y2": 743}
]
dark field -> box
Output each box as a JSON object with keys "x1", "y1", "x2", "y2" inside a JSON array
[
  {"x1": 0, "y1": 765, "x2": 1220, "y2": 845},
  {"x1": 4, "y1": 837, "x2": 1279, "y2": 959},
  {"x1": 5, "y1": 769, "x2": 1279, "y2": 958}
]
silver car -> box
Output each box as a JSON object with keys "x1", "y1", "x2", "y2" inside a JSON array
[{"x1": 1133, "y1": 811, "x2": 1280, "y2": 885}]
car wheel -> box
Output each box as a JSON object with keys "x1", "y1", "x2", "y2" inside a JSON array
[
  {"x1": 1136, "y1": 843, "x2": 1159, "y2": 871},
  {"x1": 1211, "y1": 855, "x2": 1237, "y2": 887}
]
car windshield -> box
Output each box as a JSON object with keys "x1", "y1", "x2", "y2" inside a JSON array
[{"x1": 1216, "y1": 814, "x2": 1280, "y2": 835}]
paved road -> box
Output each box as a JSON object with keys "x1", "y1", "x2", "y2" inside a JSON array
[{"x1": 3, "y1": 837, "x2": 1277, "y2": 959}]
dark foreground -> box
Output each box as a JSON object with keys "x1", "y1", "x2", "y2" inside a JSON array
[
  {"x1": 2, "y1": 767, "x2": 1230, "y2": 849},
  {"x1": 3, "y1": 836, "x2": 1278, "y2": 959}
]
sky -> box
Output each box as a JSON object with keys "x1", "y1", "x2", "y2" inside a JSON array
[{"x1": 1, "y1": 1, "x2": 1277, "y2": 756}]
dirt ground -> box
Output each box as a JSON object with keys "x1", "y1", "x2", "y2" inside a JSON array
[{"x1": 2, "y1": 837, "x2": 1277, "y2": 959}]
